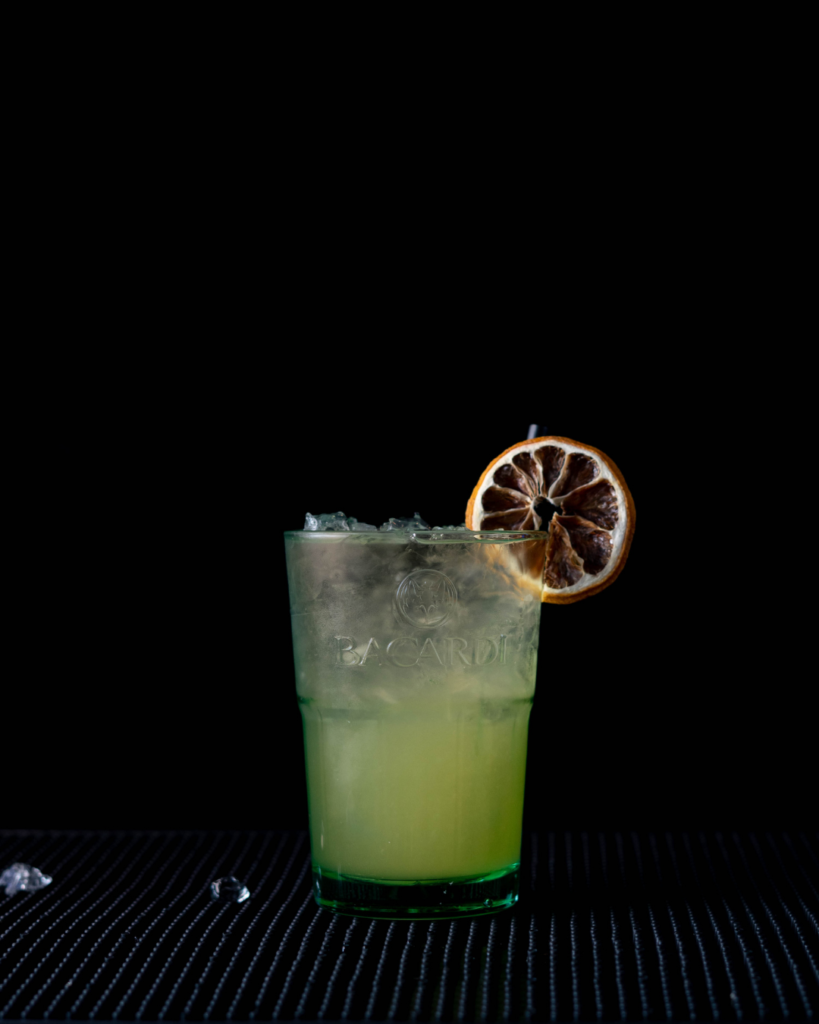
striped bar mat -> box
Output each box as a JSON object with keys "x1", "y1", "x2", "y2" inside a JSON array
[{"x1": 1, "y1": 830, "x2": 817, "y2": 1022}]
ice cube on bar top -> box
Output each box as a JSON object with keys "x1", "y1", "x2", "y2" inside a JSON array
[
  {"x1": 1, "y1": 863, "x2": 52, "y2": 896},
  {"x1": 210, "y1": 875, "x2": 250, "y2": 903}
]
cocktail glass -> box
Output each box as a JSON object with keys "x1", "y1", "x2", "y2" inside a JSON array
[{"x1": 284, "y1": 528, "x2": 547, "y2": 919}]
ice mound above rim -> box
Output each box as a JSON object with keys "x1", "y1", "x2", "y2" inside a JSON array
[{"x1": 303, "y1": 512, "x2": 469, "y2": 533}]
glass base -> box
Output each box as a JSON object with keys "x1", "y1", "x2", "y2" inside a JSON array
[{"x1": 312, "y1": 863, "x2": 519, "y2": 920}]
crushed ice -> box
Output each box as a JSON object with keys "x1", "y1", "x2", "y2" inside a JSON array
[
  {"x1": 1, "y1": 863, "x2": 52, "y2": 896},
  {"x1": 210, "y1": 875, "x2": 250, "y2": 903},
  {"x1": 304, "y1": 511, "x2": 350, "y2": 531},
  {"x1": 304, "y1": 511, "x2": 435, "y2": 533},
  {"x1": 378, "y1": 513, "x2": 429, "y2": 532}
]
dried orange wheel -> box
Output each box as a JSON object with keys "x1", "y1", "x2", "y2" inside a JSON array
[{"x1": 465, "y1": 436, "x2": 635, "y2": 604}]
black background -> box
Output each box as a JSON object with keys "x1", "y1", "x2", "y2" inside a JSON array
[
  {"x1": 4, "y1": 11, "x2": 811, "y2": 842},
  {"x1": 7, "y1": 370, "x2": 810, "y2": 835}
]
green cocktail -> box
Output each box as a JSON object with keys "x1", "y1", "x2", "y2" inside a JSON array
[{"x1": 285, "y1": 527, "x2": 547, "y2": 919}]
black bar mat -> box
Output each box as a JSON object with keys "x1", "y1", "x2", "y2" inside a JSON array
[{"x1": 1, "y1": 830, "x2": 817, "y2": 1022}]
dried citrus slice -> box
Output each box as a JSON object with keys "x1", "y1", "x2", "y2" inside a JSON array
[{"x1": 465, "y1": 436, "x2": 635, "y2": 603}]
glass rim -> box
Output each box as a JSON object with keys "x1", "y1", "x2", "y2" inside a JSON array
[{"x1": 283, "y1": 529, "x2": 550, "y2": 543}]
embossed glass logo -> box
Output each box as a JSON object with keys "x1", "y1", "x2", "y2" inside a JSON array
[
  {"x1": 334, "y1": 634, "x2": 507, "y2": 668},
  {"x1": 395, "y1": 569, "x2": 457, "y2": 629}
]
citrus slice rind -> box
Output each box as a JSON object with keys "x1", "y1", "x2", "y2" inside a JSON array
[{"x1": 465, "y1": 436, "x2": 635, "y2": 604}]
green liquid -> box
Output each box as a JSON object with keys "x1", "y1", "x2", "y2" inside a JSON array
[{"x1": 301, "y1": 696, "x2": 531, "y2": 882}]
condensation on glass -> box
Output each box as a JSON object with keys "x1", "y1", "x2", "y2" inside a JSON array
[{"x1": 284, "y1": 528, "x2": 548, "y2": 920}]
